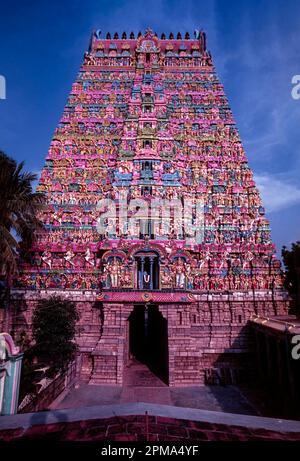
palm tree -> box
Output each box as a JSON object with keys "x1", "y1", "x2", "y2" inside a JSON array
[{"x1": 0, "y1": 151, "x2": 44, "y2": 329}]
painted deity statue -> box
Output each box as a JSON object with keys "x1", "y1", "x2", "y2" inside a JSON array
[
  {"x1": 41, "y1": 250, "x2": 52, "y2": 269},
  {"x1": 106, "y1": 258, "x2": 121, "y2": 288},
  {"x1": 174, "y1": 258, "x2": 187, "y2": 289},
  {"x1": 64, "y1": 249, "x2": 75, "y2": 267},
  {"x1": 85, "y1": 248, "x2": 95, "y2": 267}
]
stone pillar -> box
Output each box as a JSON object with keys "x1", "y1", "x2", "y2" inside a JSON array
[
  {"x1": 140, "y1": 257, "x2": 145, "y2": 289},
  {"x1": 162, "y1": 303, "x2": 201, "y2": 386},
  {"x1": 133, "y1": 259, "x2": 138, "y2": 288},
  {"x1": 89, "y1": 303, "x2": 127, "y2": 385},
  {"x1": 149, "y1": 257, "x2": 154, "y2": 290}
]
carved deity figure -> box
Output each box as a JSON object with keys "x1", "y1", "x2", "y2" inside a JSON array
[
  {"x1": 174, "y1": 257, "x2": 186, "y2": 289},
  {"x1": 64, "y1": 249, "x2": 75, "y2": 267},
  {"x1": 185, "y1": 265, "x2": 194, "y2": 289},
  {"x1": 106, "y1": 257, "x2": 120, "y2": 288},
  {"x1": 199, "y1": 250, "x2": 211, "y2": 270},
  {"x1": 161, "y1": 267, "x2": 172, "y2": 287},
  {"x1": 85, "y1": 248, "x2": 95, "y2": 267},
  {"x1": 243, "y1": 250, "x2": 254, "y2": 269},
  {"x1": 41, "y1": 250, "x2": 52, "y2": 269}
]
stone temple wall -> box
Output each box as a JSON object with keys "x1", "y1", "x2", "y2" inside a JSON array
[
  {"x1": 2, "y1": 410, "x2": 300, "y2": 441},
  {"x1": 10, "y1": 288, "x2": 289, "y2": 386}
]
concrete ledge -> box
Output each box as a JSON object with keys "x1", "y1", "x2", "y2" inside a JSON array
[{"x1": 1, "y1": 403, "x2": 300, "y2": 433}]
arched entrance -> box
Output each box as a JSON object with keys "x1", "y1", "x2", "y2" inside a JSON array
[{"x1": 128, "y1": 305, "x2": 168, "y2": 384}]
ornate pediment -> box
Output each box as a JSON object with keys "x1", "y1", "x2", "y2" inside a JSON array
[{"x1": 136, "y1": 28, "x2": 160, "y2": 53}]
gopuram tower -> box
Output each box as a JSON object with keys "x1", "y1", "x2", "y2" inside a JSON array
[{"x1": 11, "y1": 29, "x2": 289, "y2": 386}]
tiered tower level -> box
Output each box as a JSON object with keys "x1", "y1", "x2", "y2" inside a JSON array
[{"x1": 12, "y1": 29, "x2": 289, "y2": 385}]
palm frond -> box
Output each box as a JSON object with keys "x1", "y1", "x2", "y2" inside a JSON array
[{"x1": 0, "y1": 151, "x2": 45, "y2": 280}]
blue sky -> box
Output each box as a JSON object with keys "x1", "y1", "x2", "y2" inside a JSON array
[{"x1": 0, "y1": 0, "x2": 299, "y2": 254}]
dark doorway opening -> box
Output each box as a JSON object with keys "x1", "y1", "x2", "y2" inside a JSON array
[{"x1": 128, "y1": 305, "x2": 168, "y2": 384}]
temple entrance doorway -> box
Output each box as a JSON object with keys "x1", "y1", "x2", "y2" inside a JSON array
[{"x1": 128, "y1": 305, "x2": 169, "y2": 385}]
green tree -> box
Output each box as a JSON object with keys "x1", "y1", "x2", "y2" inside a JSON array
[
  {"x1": 0, "y1": 151, "x2": 44, "y2": 330},
  {"x1": 32, "y1": 296, "x2": 79, "y2": 376},
  {"x1": 0, "y1": 151, "x2": 43, "y2": 279},
  {"x1": 16, "y1": 330, "x2": 37, "y2": 401}
]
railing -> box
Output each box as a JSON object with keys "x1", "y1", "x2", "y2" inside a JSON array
[
  {"x1": 250, "y1": 315, "x2": 300, "y2": 334},
  {"x1": 18, "y1": 356, "x2": 80, "y2": 413}
]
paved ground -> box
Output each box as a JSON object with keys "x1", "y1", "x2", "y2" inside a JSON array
[{"x1": 55, "y1": 360, "x2": 258, "y2": 416}]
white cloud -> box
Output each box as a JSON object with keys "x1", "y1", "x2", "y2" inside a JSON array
[{"x1": 255, "y1": 172, "x2": 300, "y2": 212}]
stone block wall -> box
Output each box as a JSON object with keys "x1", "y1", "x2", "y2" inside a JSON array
[
  {"x1": 1, "y1": 413, "x2": 300, "y2": 441},
  {"x1": 9, "y1": 289, "x2": 289, "y2": 387}
]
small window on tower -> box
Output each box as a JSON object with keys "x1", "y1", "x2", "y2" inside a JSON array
[
  {"x1": 141, "y1": 186, "x2": 152, "y2": 197},
  {"x1": 146, "y1": 53, "x2": 151, "y2": 63},
  {"x1": 142, "y1": 161, "x2": 153, "y2": 171},
  {"x1": 143, "y1": 140, "x2": 152, "y2": 148}
]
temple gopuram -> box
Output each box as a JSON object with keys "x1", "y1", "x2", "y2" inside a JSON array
[{"x1": 10, "y1": 29, "x2": 289, "y2": 387}]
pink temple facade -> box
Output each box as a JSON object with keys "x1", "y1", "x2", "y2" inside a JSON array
[{"x1": 11, "y1": 29, "x2": 289, "y2": 386}]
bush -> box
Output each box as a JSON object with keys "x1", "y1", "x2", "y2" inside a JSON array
[{"x1": 32, "y1": 296, "x2": 79, "y2": 376}]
